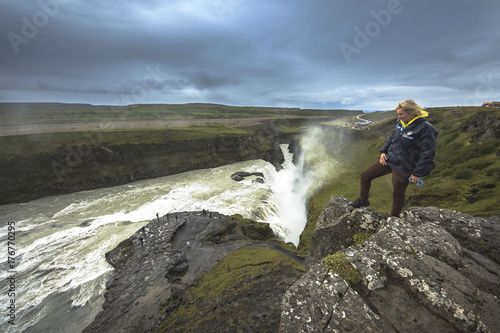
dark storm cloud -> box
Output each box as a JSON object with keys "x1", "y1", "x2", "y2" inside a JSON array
[{"x1": 1, "y1": 0, "x2": 499, "y2": 109}]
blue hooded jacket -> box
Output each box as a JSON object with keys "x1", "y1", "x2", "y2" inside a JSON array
[{"x1": 380, "y1": 115, "x2": 438, "y2": 177}]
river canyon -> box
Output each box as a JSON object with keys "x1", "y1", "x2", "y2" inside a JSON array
[{"x1": 0, "y1": 140, "x2": 333, "y2": 333}]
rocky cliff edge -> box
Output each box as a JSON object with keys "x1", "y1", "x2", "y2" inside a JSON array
[
  {"x1": 83, "y1": 212, "x2": 305, "y2": 333},
  {"x1": 280, "y1": 196, "x2": 500, "y2": 332}
]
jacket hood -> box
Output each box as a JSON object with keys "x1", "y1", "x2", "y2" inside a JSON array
[{"x1": 401, "y1": 110, "x2": 429, "y2": 129}]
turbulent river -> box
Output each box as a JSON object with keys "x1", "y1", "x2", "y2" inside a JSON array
[{"x1": 0, "y1": 141, "x2": 336, "y2": 333}]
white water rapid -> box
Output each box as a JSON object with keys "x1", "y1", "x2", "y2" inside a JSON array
[{"x1": 1, "y1": 140, "x2": 334, "y2": 333}]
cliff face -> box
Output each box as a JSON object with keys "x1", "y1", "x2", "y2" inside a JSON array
[
  {"x1": 280, "y1": 196, "x2": 500, "y2": 333},
  {"x1": 0, "y1": 127, "x2": 288, "y2": 204}
]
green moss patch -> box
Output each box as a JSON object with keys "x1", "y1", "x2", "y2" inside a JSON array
[{"x1": 324, "y1": 253, "x2": 361, "y2": 285}]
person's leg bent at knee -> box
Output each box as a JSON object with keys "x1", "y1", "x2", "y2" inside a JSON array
[{"x1": 351, "y1": 161, "x2": 391, "y2": 208}]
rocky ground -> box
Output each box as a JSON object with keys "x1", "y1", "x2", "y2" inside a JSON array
[
  {"x1": 280, "y1": 196, "x2": 500, "y2": 333},
  {"x1": 84, "y1": 196, "x2": 500, "y2": 333}
]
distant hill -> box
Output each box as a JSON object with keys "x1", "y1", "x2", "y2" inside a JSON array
[
  {"x1": 360, "y1": 110, "x2": 394, "y2": 123},
  {"x1": 0, "y1": 102, "x2": 361, "y2": 126}
]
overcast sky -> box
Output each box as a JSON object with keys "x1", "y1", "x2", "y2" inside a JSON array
[{"x1": 1, "y1": 0, "x2": 499, "y2": 111}]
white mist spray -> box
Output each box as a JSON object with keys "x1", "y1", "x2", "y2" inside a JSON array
[{"x1": 262, "y1": 127, "x2": 338, "y2": 246}]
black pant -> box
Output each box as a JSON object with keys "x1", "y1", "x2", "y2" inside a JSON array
[{"x1": 359, "y1": 160, "x2": 410, "y2": 216}]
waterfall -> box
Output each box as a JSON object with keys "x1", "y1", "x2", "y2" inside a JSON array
[
  {"x1": 257, "y1": 144, "x2": 312, "y2": 246},
  {"x1": 260, "y1": 127, "x2": 339, "y2": 246}
]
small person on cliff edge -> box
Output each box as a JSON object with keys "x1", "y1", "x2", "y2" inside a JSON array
[{"x1": 349, "y1": 99, "x2": 438, "y2": 217}]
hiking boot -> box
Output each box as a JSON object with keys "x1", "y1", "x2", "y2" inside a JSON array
[{"x1": 349, "y1": 198, "x2": 370, "y2": 208}]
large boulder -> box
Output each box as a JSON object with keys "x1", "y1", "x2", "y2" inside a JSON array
[
  {"x1": 230, "y1": 171, "x2": 266, "y2": 181},
  {"x1": 308, "y1": 196, "x2": 383, "y2": 263},
  {"x1": 404, "y1": 206, "x2": 500, "y2": 265},
  {"x1": 280, "y1": 196, "x2": 500, "y2": 333}
]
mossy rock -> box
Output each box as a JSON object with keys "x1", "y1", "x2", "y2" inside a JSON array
[{"x1": 231, "y1": 214, "x2": 276, "y2": 241}]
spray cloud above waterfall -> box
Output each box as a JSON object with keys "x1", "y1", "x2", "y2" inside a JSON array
[{"x1": 300, "y1": 126, "x2": 340, "y2": 194}]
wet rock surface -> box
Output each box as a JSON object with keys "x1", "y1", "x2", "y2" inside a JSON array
[
  {"x1": 280, "y1": 196, "x2": 500, "y2": 333},
  {"x1": 230, "y1": 171, "x2": 266, "y2": 181},
  {"x1": 83, "y1": 214, "x2": 186, "y2": 333}
]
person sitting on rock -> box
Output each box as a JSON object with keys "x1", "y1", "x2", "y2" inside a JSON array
[{"x1": 350, "y1": 99, "x2": 438, "y2": 217}]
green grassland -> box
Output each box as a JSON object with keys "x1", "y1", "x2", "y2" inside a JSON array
[{"x1": 0, "y1": 102, "x2": 359, "y2": 125}]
